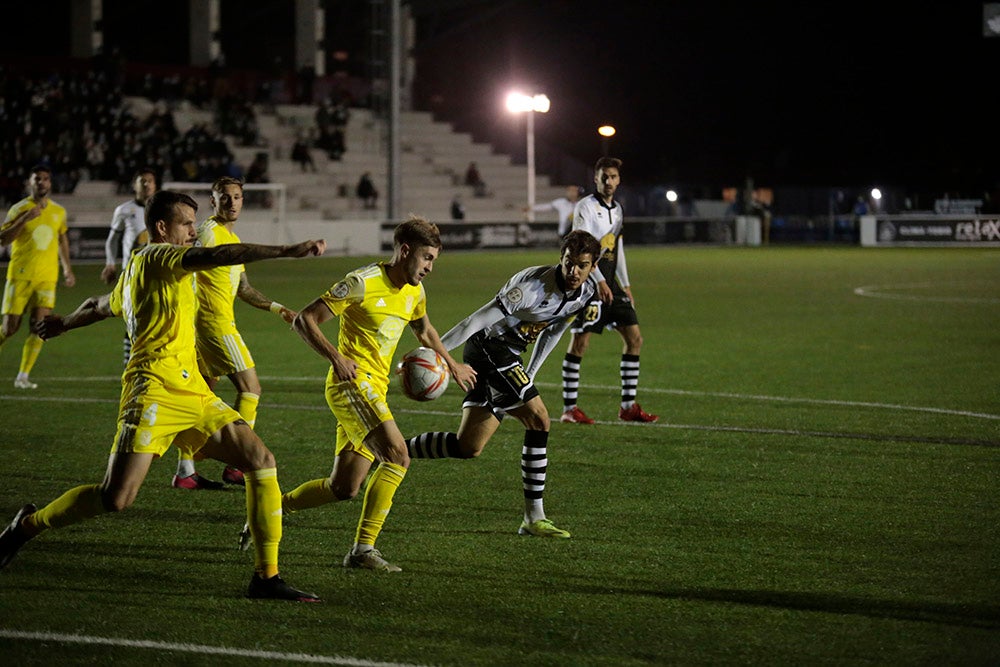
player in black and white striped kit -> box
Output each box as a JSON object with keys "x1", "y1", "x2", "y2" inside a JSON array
[
  {"x1": 100, "y1": 167, "x2": 158, "y2": 366},
  {"x1": 405, "y1": 230, "x2": 603, "y2": 538},
  {"x1": 560, "y1": 157, "x2": 658, "y2": 424}
]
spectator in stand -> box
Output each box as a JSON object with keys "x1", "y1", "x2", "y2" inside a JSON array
[
  {"x1": 215, "y1": 96, "x2": 261, "y2": 147},
  {"x1": 356, "y1": 172, "x2": 378, "y2": 210},
  {"x1": 465, "y1": 162, "x2": 488, "y2": 197},
  {"x1": 315, "y1": 97, "x2": 346, "y2": 161},
  {"x1": 291, "y1": 133, "x2": 316, "y2": 173},
  {"x1": 315, "y1": 99, "x2": 332, "y2": 136},
  {"x1": 451, "y1": 194, "x2": 465, "y2": 220},
  {"x1": 245, "y1": 152, "x2": 272, "y2": 209},
  {"x1": 330, "y1": 98, "x2": 350, "y2": 158}
]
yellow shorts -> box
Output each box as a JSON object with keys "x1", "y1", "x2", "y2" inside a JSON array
[
  {"x1": 196, "y1": 331, "x2": 255, "y2": 378},
  {"x1": 2, "y1": 279, "x2": 56, "y2": 315},
  {"x1": 112, "y1": 369, "x2": 242, "y2": 457},
  {"x1": 325, "y1": 372, "x2": 393, "y2": 463}
]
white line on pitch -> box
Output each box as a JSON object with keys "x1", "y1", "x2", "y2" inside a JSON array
[
  {"x1": 595, "y1": 385, "x2": 1000, "y2": 421},
  {"x1": 853, "y1": 283, "x2": 1000, "y2": 303},
  {"x1": 0, "y1": 396, "x2": 992, "y2": 446},
  {"x1": 3, "y1": 377, "x2": 998, "y2": 421},
  {"x1": 0, "y1": 629, "x2": 426, "y2": 667}
]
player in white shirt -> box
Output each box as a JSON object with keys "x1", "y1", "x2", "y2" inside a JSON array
[
  {"x1": 101, "y1": 168, "x2": 158, "y2": 366},
  {"x1": 525, "y1": 185, "x2": 583, "y2": 238},
  {"x1": 404, "y1": 230, "x2": 603, "y2": 538},
  {"x1": 560, "y1": 157, "x2": 658, "y2": 424}
]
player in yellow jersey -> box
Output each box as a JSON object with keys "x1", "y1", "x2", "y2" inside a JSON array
[
  {"x1": 172, "y1": 177, "x2": 297, "y2": 490},
  {"x1": 0, "y1": 165, "x2": 76, "y2": 389},
  {"x1": 0, "y1": 190, "x2": 326, "y2": 601},
  {"x1": 240, "y1": 217, "x2": 475, "y2": 572}
]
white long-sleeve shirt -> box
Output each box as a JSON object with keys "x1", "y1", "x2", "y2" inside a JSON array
[
  {"x1": 104, "y1": 199, "x2": 147, "y2": 266},
  {"x1": 440, "y1": 264, "x2": 598, "y2": 380}
]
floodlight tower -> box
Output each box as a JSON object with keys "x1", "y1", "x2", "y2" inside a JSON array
[{"x1": 506, "y1": 92, "x2": 550, "y2": 222}]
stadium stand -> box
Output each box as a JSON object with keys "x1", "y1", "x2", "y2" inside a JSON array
[{"x1": 23, "y1": 96, "x2": 567, "y2": 226}]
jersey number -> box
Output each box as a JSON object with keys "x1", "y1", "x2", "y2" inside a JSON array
[{"x1": 502, "y1": 364, "x2": 531, "y2": 391}]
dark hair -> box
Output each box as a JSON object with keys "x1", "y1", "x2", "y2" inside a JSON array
[
  {"x1": 594, "y1": 157, "x2": 622, "y2": 173},
  {"x1": 145, "y1": 190, "x2": 198, "y2": 236},
  {"x1": 29, "y1": 164, "x2": 52, "y2": 177},
  {"x1": 394, "y1": 215, "x2": 442, "y2": 250},
  {"x1": 561, "y1": 229, "x2": 602, "y2": 261},
  {"x1": 134, "y1": 167, "x2": 158, "y2": 186},
  {"x1": 212, "y1": 176, "x2": 244, "y2": 193}
]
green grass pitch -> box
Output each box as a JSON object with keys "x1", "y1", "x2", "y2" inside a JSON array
[{"x1": 1, "y1": 245, "x2": 998, "y2": 665}]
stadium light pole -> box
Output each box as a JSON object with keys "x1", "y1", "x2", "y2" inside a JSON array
[
  {"x1": 598, "y1": 125, "x2": 616, "y2": 157},
  {"x1": 507, "y1": 92, "x2": 550, "y2": 222}
]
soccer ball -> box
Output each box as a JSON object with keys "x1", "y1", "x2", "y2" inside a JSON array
[{"x1": 396, "y1": 347, "x2": 450, "y2": 401}]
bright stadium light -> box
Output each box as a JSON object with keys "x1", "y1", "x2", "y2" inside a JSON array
[
  {"x1": 507, "y1": 91, "x2": 550, "y2": 221},
  {"x1": 666, "y1": 190, "x2": 678, "y2": 202},
  {"x1": 598, "y1": 124, "x2": 616, "y2": 156},
  {"x1": 870, "y1": 187, "x2": 882, "y2": 201}
]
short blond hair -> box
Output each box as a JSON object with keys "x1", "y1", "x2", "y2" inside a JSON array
[{"x1": 394, "y1": 216, "x2": 442, "y2": 249}]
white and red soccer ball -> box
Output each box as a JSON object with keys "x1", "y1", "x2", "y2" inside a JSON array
[{"x1": 396, "y1": 347, "x2": 450, "y2": 401}]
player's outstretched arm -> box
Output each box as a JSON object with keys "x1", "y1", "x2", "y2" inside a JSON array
[
  {"x1": 439, "y1": 301, "x2": 506, "y2": 352},
  {"x1": 181, "y1": 239, "x2": 326, "y2": 271},
  {"x1": 409, "y1": 315, "x2": 476, "y2": 391},
  {"x1": 34, "y1": 294, "x2": 113, "y2": 340}
]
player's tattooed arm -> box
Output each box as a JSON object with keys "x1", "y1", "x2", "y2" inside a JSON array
[
  {"x1": 34, "y1": 294, "x2": 113, "y2": 340},
  {"x1": 182, "y1": 239, "x2": 326, "y2": 270}
]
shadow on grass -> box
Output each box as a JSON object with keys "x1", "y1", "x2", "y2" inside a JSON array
[
  {"x1": 650, "y1": 422, "x2": 1000, "y2": 449},
  {"x1": 578, "y1": 583, "x2": 1000, "y2": 629}
]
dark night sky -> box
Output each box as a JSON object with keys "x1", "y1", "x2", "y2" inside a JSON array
[
  {"x1": 411, "y1": 1, "x2": 997, "y2": 193},
  {"x1": 2, "y1": 1, "x2": 995, "y2": 195}
]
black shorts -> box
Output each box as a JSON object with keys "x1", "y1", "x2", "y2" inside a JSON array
[
  {"x1": 461, "y1": 332, "x2": 539, "y2": 416},
  {"x1": 570, "y1": 295, "x2": 639, "y2": 334}
]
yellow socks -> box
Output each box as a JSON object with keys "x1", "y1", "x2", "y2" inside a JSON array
[
  {"x1": 245, "y1": 468, "x2": 281, "y2": 578},
  {"x1": 355, "y1": 462, "x2": 407, "y2": 547},
  {"x1": 235, "y1": 392, "x2": 260, "y2": 429},
  {"x1": 282, "y1": 478, "x2": 335, "y2": 512},
  {"x1": 22, "y1": 484, "x2": 106, "y2": 536},
  {"x1": 19, "y1": 333, "x2": 43, "y2": 376}
]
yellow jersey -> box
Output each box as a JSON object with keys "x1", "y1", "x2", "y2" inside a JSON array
[
  {"x1": 3, "y1": 197, "x2": 68, "y2": 282},
  {"x1": 194, "y1": 216, "x2": 244, "y2": 336},
  {"x1": 320, "y1": 262, "x2": 426, "y2": 383},
  {"x1": 109, "y1": 244, "x2": 202, "y2": 388}
]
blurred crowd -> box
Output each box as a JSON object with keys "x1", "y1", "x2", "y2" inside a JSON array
[{"x1": 0, "y1": 67, "x2": 264, "y2": 207}]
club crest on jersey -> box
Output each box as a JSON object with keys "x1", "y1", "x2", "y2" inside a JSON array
[
  {"x1": 600, "y1": 233, "x2": 616, "y2": 258},
  {"x1": 332, "y1": 281, "x2": 350, "y2": 299},
  {"x1": 505, "y1": 287, "x2": 523, "y2": 304}
]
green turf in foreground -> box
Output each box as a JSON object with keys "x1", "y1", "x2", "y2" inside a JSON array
[{"x1": 1, "y1": 247, "x2": 998, "y2": 665}]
